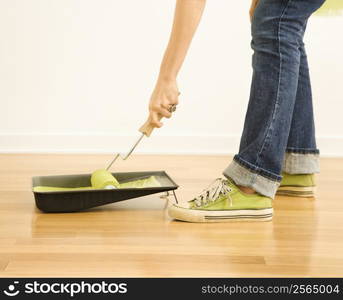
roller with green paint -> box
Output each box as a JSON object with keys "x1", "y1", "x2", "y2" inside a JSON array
[
  {"x1": 33, "y1": 105, "x2": 178, "y2": 193},
  {"x1": 91, "y1": 169, "x2": 120, "y2": 189}
]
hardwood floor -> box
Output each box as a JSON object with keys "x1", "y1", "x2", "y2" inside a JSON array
[{"x1": 0, "y1": 154, "x2": 342, "y2": 277}]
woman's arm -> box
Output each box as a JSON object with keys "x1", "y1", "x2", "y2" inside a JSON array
[{"x1": 147, "y1": 0, "x2": 206, "y2": 128}]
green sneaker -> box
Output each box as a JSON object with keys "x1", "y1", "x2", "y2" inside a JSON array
[
  {"x1": 276, "y1": 173, "x2": 316, "y2": 197},
  {"x1": 168, "y1": 178, "x2": 273, "y2": 223}
]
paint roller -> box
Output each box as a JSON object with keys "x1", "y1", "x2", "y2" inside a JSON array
[
  {"x1": 82, "y1": 104, "x2": 177, "y2": 190},
  {"x1": 91, "y1": 169, "x2": 120, "y2": 189},
  {"x1": 34, "y1": 104, "x2": 178, "y2": 192}
]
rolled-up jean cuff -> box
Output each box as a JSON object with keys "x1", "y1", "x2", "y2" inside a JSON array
[
  {"x1": 282, "y1": 151, "x2": 320, "y2": 174},
  {"x1": 223, "y1": 158, "x2": 280, "y2": 199}
]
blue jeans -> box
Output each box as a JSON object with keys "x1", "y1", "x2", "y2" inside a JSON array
[{"x1": 224, "y1": 0, "x2": 325, "y2": 198}]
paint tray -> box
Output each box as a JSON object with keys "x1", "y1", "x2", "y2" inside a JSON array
[{"x1": 32, "y1": 171, "x2": 178, "y2": 213}]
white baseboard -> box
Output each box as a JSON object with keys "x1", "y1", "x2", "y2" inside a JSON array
[{"x1": 0, "y1": 134, "x2": 342, "y2": 157}]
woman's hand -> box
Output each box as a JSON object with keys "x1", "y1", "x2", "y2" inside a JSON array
[
  {"x1": 148, "y1": 79, "x2": 180, "y2": 128},
  {"x1": 249, "y1": 0, "x2": 259, "y2": 22}
]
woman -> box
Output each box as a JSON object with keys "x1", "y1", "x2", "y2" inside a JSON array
[{"x1": 146, "y1": 0, "x2": 328, "y2": 222}]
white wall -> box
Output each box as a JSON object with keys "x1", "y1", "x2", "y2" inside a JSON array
[{"x1": 0, "y1": 0, "x2": 342, "y2": 156}]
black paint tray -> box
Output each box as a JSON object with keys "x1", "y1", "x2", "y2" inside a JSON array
[{"x1": 32, "y1": 171, "x2": 178, "y2": 213}]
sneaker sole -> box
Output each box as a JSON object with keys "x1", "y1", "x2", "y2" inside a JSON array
[
  {"x1": 168, "y1": 205, "x2": 273, "y2": 223},
  {"x1": 276, "y1": 186, "x2": 316, "y2": 197}
]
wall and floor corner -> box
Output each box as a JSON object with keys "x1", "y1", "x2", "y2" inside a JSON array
[{"x1": 1, "y1": 0, "x2": 342, "y2": 156}]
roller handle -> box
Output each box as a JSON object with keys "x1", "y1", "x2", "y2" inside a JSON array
[{"x1": 139, "y1": 114, "x2": 163, "y2": 137}]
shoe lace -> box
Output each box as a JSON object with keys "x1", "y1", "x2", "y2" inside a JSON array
[{"x1": 190, "y1": 178, "x2": 233, "y2": 207}]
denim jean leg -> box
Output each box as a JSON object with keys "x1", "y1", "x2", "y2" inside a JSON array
[
  {"x1": 283, "y1": 43, "x2": 320, "y2": 174},
  {"x1": 223, "y1": 0, "x2": 325, "y2": 198}
]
